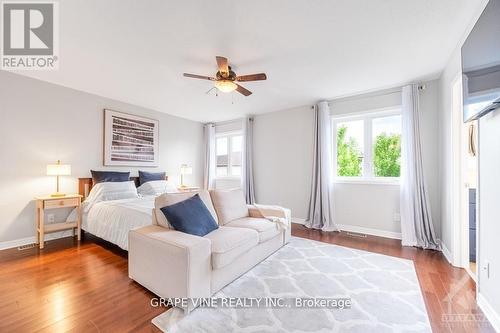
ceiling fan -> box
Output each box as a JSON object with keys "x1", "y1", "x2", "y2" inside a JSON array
[{"x1": 183, "y1": 56, "x2": 267, "y2": 96}]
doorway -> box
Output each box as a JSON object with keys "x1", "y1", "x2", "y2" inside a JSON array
[
  {"x1": 451, "y1": 74, "x2": 479, "y2": 280},
  {"x1": 462, "y1": 120, "x2": 478, "y2": 279}
]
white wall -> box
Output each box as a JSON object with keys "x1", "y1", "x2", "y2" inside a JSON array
[
  {"x1": 439, "y1": 49, "x2": 500, "y2": 328},
  {"x1": 253, "y1": 80, "x2": 440, "y2": 237},
  {"x1": 436, "y1": 1, "x2": 500, "y2": 327},
  {"x1": 253, "y1": 106, "x2": 314, "y2": 219},
  {"x1": 0, "y1": 71, "x2": 204, "y2": 245},
  {"x1": 437, "y1": 0, "x2": 490, "y2": 256},
  {"x1": 438, "y1": 49, "x2": 462, "y2": 253}
]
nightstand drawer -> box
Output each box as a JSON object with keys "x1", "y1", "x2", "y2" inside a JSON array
[{"x1": 44, "y1": 198, "x2": 79, "y2": 209}]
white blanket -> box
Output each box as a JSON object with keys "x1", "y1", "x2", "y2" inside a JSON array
[
  {"x1": 254, "y1": 204, "x2": 290, "y2": 230},
  {"x1": 68, "y1": 196, "x2": 155, "y2": 250}
]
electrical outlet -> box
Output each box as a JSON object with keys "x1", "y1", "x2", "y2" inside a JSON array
[
  {"x1": 47, "y1": 214, "x2": 55, "y2": 223},
  {"x1": 482, "y1": 261, "x2": 490, "y2": 279},
  {"x1": 393, "y1": 213, "x2": 401, "y2": 222}
]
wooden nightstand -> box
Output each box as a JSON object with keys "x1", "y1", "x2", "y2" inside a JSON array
[{"x1": 35, "y1": 194, "x2": 83, "y2": 249}]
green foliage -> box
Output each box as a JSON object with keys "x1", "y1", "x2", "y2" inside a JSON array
[
  {"x1": 373, "y1": 133, "x2": 401, "y2": 177},
  {"x1": 336, "y1": 126, "x2": 362, "y2": 176}
]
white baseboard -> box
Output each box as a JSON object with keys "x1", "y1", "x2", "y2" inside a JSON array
[
  {"x1": 0, "y1": 230, "x2": 73, "y2": 251},
  {"x1": 478, "y1": 293, "x2": 500, "y2": 332},
  {"x1": 292, "y1": 218, "x2": 401, "y2": 240},
  {"x1": 291, "y1": 218, "x2": 306, "y2": 225},
  {"x1": 337, "y1": 224, "x2": 402, "y2": 240},
  {"x1": 0, "y1": 236, "x2": 37, "y2": 251},
  {"x1": 440, "y1": 240, "x2": 453, "y2": 265}
]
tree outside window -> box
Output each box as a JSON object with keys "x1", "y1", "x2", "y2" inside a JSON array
[
  {"x1": 372, "y1": 115, "x2": 401, "y2": 178},
  {"x1": 336, "y1": 125, "x2": 362, "y2": 176},
  {"x1": 334, "y1": 111, "x2": 401, "y2": 180}
]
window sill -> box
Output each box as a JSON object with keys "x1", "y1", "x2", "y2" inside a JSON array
[
  {"x1": 215, "y1": 177, "x2": 241, "y2": 181},
  {"x1": 333, "y1": 178, "x2": 400, "y2": 186}
]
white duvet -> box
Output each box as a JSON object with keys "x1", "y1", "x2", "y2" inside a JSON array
[{"x1": 68, "y1": 196, "x2": 155, "y2": 250}]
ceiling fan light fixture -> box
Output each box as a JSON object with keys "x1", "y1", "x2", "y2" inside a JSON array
[{"x1": 214, "y1": 80, "x2": 237, "y2": 93}]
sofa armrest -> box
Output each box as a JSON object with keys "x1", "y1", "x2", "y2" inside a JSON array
[
  {"x1": 128, "y1": 225, "x2": 212, "y2": 304},
  {"x1": 248, "y1": 204, "x2": 292, "y2": 244}
]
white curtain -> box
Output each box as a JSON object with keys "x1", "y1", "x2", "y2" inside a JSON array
[
  {"x1": 305, "y1": 101, "x2": 337, "y2": 231},
  {"x1": 241, "y1": 117, "x2": 256, "y2": 204},
  {"x1": 203, "y1": 123, "x2": 216, "y2": 190},
  {"x1": 400, "y1": 84, "x2": 439, "y2": 249}
]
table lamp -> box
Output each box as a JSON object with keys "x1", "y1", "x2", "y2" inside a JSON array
[
  {"x1": 46, "y1": 160, "x2": 71, "y2": 197},
  {"x1": 179, "y1": 164, "x2": 192, "y2": 189}
]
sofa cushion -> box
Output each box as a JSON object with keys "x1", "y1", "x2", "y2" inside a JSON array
[
  {"x1": 209, "y1": 189, "x2": 249, "y2": 225},
  {"x1": 160, "y1": 194, "x2": 218, "y2": 237},
  {"x1": 204, "y1": 226, "x2": 258, "y2": 269},
  {"x1": 226, "y1": 217, "x2": 281, "y2": 243},
  {"x1": 154, "y1": 190, "x2": 218, "y2": 228}
]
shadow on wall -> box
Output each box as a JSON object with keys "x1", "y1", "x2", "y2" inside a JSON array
[
  {"x1": 2, "y1": 201, "x2": 35, "y2": 244},
  {"x1": 2, "y1": 200, "x2": 74, "y2": 245}
]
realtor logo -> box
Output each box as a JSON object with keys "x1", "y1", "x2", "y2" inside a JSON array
[{"x1": 1, "y1": 1, "x2": 59, "y2": 70}]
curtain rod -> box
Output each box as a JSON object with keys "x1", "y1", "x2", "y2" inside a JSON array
[
  {"x1": 309, "y1": 83, "x2": 426, "y2": 108},
  {"x1": 207, "y1": 116, "x2": 253, "y2": 126}
]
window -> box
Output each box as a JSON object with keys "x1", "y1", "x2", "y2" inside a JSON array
[
  {"x1": 336, "y1": 119, "x2": 364, "y2": 177},
  {"x1": 216, "y1": 133, "x2": 243, "y2": 178},
  {"x1": 372, "y1": 115, "x2": 401, "y2": 177},
  {"x1": 333, "y1": 109, "x2": 401, "y2": 182}
]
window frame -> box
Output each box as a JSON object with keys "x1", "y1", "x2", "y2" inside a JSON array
[
  {"x1": 215, "y1": 130, "x2": 243, "y2": 180},
  {"x1": 331, "y1": 107, "x2": 401, "y2": 185}
]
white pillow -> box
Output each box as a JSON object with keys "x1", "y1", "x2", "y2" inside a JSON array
[
  {"x1": 137, "y1": 180, "x2": 176, "y2": 196},
  {"x1": 85, "y1": 181, "x2": 138, "y2": 207},
  {"x1": 209, "y1": 189, "x2": 249, "y2": 225}
]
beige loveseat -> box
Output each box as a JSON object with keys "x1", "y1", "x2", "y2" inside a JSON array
[{"x1": 128, "y1": 189, "x2": 291, "y2": 311}]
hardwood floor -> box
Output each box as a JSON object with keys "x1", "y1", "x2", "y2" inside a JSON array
[
  {"x1": 0, "y1": 225, "x2": 494, "y2": 333},
  {"x1": 292, "y1": 225, "x2": 494, "y2": 333}
]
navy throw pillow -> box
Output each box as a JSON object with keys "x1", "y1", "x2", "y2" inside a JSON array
[
  {"x1": 91, "y1": 170, "x2": 130, "y2": 184},
  {"x1": 139, "y1": 171, "x2": 166, "y2": 185},
  {"x1": 160, "y1": 194, "x2": 218, "y2": 237}
]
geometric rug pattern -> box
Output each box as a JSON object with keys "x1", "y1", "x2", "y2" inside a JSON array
[{"x1": 153, "y1": 236, "x2": 432, "y2": 332}]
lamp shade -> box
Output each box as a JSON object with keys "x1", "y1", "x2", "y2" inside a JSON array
[
  {"x1": 47, "y1": 161, "x2": 71, "y2": 176},
  {"x1": 214, "y1": 80, "x2": 237, "y2": 93},
  {"x1": 180, "y1": 164, "x2": 192, "y2": 175}
]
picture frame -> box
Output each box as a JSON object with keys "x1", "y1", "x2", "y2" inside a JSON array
[{"x1": 103, "y1": 109, "x2": 159, "y2": 167}]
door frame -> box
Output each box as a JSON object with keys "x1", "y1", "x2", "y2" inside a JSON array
[{"x1": 450, "y1": 73, "x2": 479, "y2": 282}]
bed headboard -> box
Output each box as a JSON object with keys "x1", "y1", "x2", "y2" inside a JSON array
[{"x1": 78, "y1": 175, "x2": 169, "y2": 199}]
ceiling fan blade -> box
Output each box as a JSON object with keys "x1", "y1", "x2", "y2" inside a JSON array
[
  {"x1": 235, "y1": 84, "x2": 252, "y2": 96},
  {"x1": 216, "y1": 56, "x2": 229, "y2": 74},
  {"x1": 236, "y1": 73, "x2": 267, "y2": 82},
  {"x1": 183, "y1": 73, "x2": 215, "y2": 81}
]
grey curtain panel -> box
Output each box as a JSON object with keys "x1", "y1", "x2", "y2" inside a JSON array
[
  {"x1": 203, "y1": 123, "x2": 216, "y2": 190},
  {"x1": 241, "y1": 117, "x2": 256, "y2": 204},
  {"x1": 400, "y1": 84, "x2": 439, "y2": 250},
  {"x1": 305, "y1": 102, "x2": 337, "y2": 231}
]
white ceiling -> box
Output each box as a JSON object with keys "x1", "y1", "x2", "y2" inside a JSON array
[{"x1": 15, "y1": 0, "x2": 485, "y2": 122}]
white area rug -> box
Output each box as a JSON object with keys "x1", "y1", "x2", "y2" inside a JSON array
[{"x1": 152, "y1": 237, "x2": 431, "y2": 332}]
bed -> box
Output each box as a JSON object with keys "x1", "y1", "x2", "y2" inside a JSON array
[{"x1": 71, "y1": 177, "x2": 163, "y2": 250}]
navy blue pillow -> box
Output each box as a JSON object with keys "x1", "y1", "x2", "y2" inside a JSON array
[
  {"x1": 139, "y1": 171, "x2": 166, "y2": 185},
  {"x1": 160, "y1": 194, "x2": 218, "y2": 237},
  {"x1": 91, "y1": 170, "x2": 130, "y2": 184}
]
